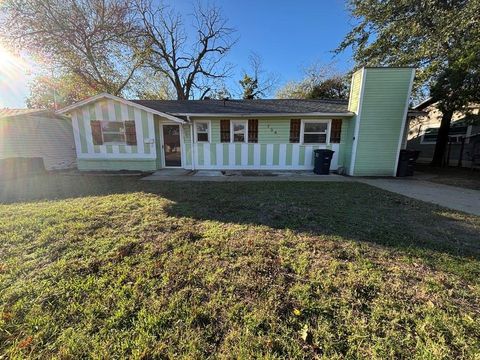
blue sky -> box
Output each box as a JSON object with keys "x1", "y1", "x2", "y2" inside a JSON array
[
  {"x1": 176, "y1": 0, "x2": 354, "y2": 97},
  {"x1": 1, "y1": 0, "x2": 354, "y2": 108}
]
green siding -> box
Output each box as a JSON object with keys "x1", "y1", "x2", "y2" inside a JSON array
[
  {"x1": 210, "y1": 143, "x2": 217, "y2": 166},
  {"x1": 89, "y1": 105, "x2": 96, "y2": 120},
  {"x1": 114, "y1": 102, "x2": 122, "y2": 119},
  {"x1": 154, "y1": 118, "x2": 162, "y2": 169},
  {"x1": 286, "y1": 144, "x2": 293, "y2": 165},
  {"x1": 223, "y1": 144, "x2": 229, "y2": 165},
  {"x1": 248, "y1": 144, "x2": 254, "y2": 165},
  {"x1": 210, "y1": 120, "x2": 221, "y2": 143},
  {"x1": 353, "y1": 68, "x2": 413, "y2": 176},
  {"x1": 299, "y1": 146, "x2": 305, "y2": 165},
  {"x1": 141, "y1": 111, "x2": 150, "y2": 154},
  {"x1": 127, "y1": 105, "x2": 135, "y2": 119},
  {"x1": 260, "y1": 144, "x2": 267, "y2": 165},
  {"x1": 272, "y1": 144, "x2": 280, "y2": 165},
  {"x1": 198, "y1": 143, "x2": 204, "y2": 165},
  {"x1": 101, "y1": 101, "x2": 109, "y2": 121},
  {"x1": 341, "y1": 118, "x2": 356, "y2": 173},
  {"x1": 258, "y1": 119, "x2": 290, "y2": 143},
  {"x1": 77, "y1": 159, "x2": 157, "y2": 171},
  {"x1": 76, "y1": 110, "x2": 88, "y2": 153},
  {"x1": 348, "y1": 70, "x2": 363, "y2": 113},
  {"x1": 235, "y1": 143, "x2": 241, "y2": 165}
]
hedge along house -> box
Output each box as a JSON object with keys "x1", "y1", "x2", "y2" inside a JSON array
[{"x1": 57, "y1": 67, "x2": 415, "y2": 176}]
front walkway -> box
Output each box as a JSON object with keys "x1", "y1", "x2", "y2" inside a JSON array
[
  {"x1": 142, "y1": 169, "x2": 480, "y2": 215},
  {"x1": 359, "y1": 178, "x2": 480, "y2": 216},
  {"x1": 142, "y1": 169, "x2": 353, "y2": 182}
]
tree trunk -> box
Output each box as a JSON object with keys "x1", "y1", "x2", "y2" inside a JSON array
[{"x1": 431, "y1": 109, "x2": 454, "y2": 167}]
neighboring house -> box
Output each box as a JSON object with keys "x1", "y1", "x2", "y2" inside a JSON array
[
  {"x1": 0, "y1": 109, "x2": 76, "y2": 170},
  {"x1": 407, "y1": 99, "x2": 480, "y2": 166},
  {"x1": 57, "y1": 67, "x2": 415, "y2": 176}
]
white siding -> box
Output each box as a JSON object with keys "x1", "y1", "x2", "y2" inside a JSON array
[{"x1": 0, "y1": 115, "x2": 76, "y2": 170}]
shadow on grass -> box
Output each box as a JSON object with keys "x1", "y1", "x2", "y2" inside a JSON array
[{"x1": 1, "y1": 174, "x2": 479, "y2": 265}]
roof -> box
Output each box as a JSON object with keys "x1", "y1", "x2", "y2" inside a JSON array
[
  {"x1": 412, "y1": 97, "x2": 436, "y2": 110},
  {"x1": 0, "y1": 109, "x2": 52, "y2": 119},
  {"x1": 130, "y1": 99, "x2": 353, "y2": 116},
  {"x1": 56, "y1": 93, "x2": 186, "y2": 124}
]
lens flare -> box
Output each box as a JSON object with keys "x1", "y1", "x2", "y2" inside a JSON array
[{"x1": 0, "y1": 45, "x2": 32, "y2": 108}]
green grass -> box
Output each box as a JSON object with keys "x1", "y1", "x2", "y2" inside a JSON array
[
  {"x1": 416, "y1": 163, "x2": 480, "y2": 190},
  {"x1": 1, "y1": 174, "x2": 479, "y2": 359}
]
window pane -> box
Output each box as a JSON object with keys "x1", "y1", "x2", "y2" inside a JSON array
[
  {"x1": 101, "y1": 121, "x2": 124, "y2": 132},
  {"x1": 303, "y1": 133, "x2": 326, "y2": 143},
  {"x1": 233, "y1": 133, "x2": 245, "y2": 142},
  {"x1": 304, "y1": 122, "x2": 327, "y2": 133},
  {"x1": 233, "y1": 123, "x2": 245, "y2": 132},
  {"x1": 197, "y1": 133, "x2": 209, "y2": 142},
  {"x1": 196, "y1": 122, "x2": 208, "y2": 133},
  {"x1": 103, "y1": 133, "x2": 125, "y2": 143}
]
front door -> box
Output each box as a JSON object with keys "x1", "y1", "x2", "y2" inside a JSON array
[{"x1": 162, "y1": 124, "x2": 182, "y2": 167}]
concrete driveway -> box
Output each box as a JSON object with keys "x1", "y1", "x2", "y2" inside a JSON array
[{"x1": 358, "y1": 178, "x2": 480, "y2": 216}]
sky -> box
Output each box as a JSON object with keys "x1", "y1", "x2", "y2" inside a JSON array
[{"x1": 0, "y1": 0, "x2": 355, "y2": 108}]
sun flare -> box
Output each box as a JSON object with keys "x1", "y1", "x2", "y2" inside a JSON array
[{"x1": 0, "y1": 45, "x2": 26, "y2": 75}]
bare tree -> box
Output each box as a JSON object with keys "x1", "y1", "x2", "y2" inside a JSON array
[
  {"x1": 239, "y1": 52, "x2": 279, "y2": 99},
  {"x1": 276, "y1": 62, "x2": 348, "y2": 99},
  {"x1": 0, "y1": 0, "x2": 143, "y2": 96},
  {"x1": 135, "y1": 0, "x2": 236, "y2": 100}
]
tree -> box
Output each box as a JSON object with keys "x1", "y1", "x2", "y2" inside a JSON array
[
  {"x1": 276, "y1": 63, "x2": 348, "y2": 99},
  {"x1": 1, "y1": 0, "x2": 143, "y2": 96},
  {"x1": 337, "y1": 0, "x2": 480, "y2": 166},
  {"x1": 209, "y1": 85, "x2": 232, "y2": 100},
  {"x1": 26, "y1": 73, "x2": 97, "y2": 109},
  {"x1": 135, "y1": 0, "x2": 236, "y2": 100},
  {"x1": 239, "y1": 74, "x2": 258, "y2": 100},
  {"x1": 239, "y1": 53, "x2": 278, "y2": 99}
]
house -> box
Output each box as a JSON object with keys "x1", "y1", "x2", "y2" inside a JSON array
[
  {"x1": 0, "y1": 109, "x2": 76, "y2": 174},
  {"x1": 57, "y1": 67, "x2": 415, "y2": 176},
  {"x1": 407, "y1": 99, "x2": 480, "y2": 167}
]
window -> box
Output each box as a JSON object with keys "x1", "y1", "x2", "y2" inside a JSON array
[
  {"x1": 421, "y1": 124, "x2": 468, "y2": 144},
  {"x1": 302, "y1": 121, "x2": 328, "y2": 144},
  {"x1": 195, "y1": 121, "x2": 210, "y2": 142},
  {"x1": 231, "y1": 120, "x2": 247, "y2": 143},
  {"x1": 101, "y1": 121, "x2": 125, "y2": 143},
  {"x1": 90, "y1": 120, "x2": 136, "y2": 145}
]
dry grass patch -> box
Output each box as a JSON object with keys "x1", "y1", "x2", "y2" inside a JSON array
[{"x1": 0, "y1": 175, "x2": 479, "y2": 358}]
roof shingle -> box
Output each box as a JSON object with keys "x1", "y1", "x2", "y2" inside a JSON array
[{"x1": 130, "y1": 99, "x2": 351, "y2": 115}]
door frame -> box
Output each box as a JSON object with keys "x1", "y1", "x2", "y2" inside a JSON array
[{"x1": 160, "y1": 122, "x2": 184, "y2": 168}]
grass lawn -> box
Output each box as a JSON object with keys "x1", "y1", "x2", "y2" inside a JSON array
[
  {"x1": 1, "y1": 174, "x2": 479, "y2": 359},
  {"x1": 415, "y1": 163, "x2": 480, "y2": 190}
]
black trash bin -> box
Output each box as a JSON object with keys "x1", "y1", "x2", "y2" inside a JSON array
[
  {"x1": 313, "y1": 149, "x2": 335, "y2": 175},
  {"x1": 396, "y1": 150, "x2": 420, "y2": 177}
]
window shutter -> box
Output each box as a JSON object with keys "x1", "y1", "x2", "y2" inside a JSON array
[
  {"x1": 248, "y1": 119, "x2": 258, "y2": 143},
  {"x1": 330, "y1": 119, "x2": 342, "y2": 143},
  {"x1": 289, "y1": 119, "x2": 301, "y2": 143},
  {"x1": 220, "y1": 119, "x2": 230, "y2": 142},
  {"x1": 125, "y1": 121, "x2": 137, "y2": 145},
  {"x1": 91, "y1": 121, "x2": 103, "y2": 145}
]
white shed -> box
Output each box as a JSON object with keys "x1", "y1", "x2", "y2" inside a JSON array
[{"x1": 0, "y1": 109, "x2": 76, "y2": 170}]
